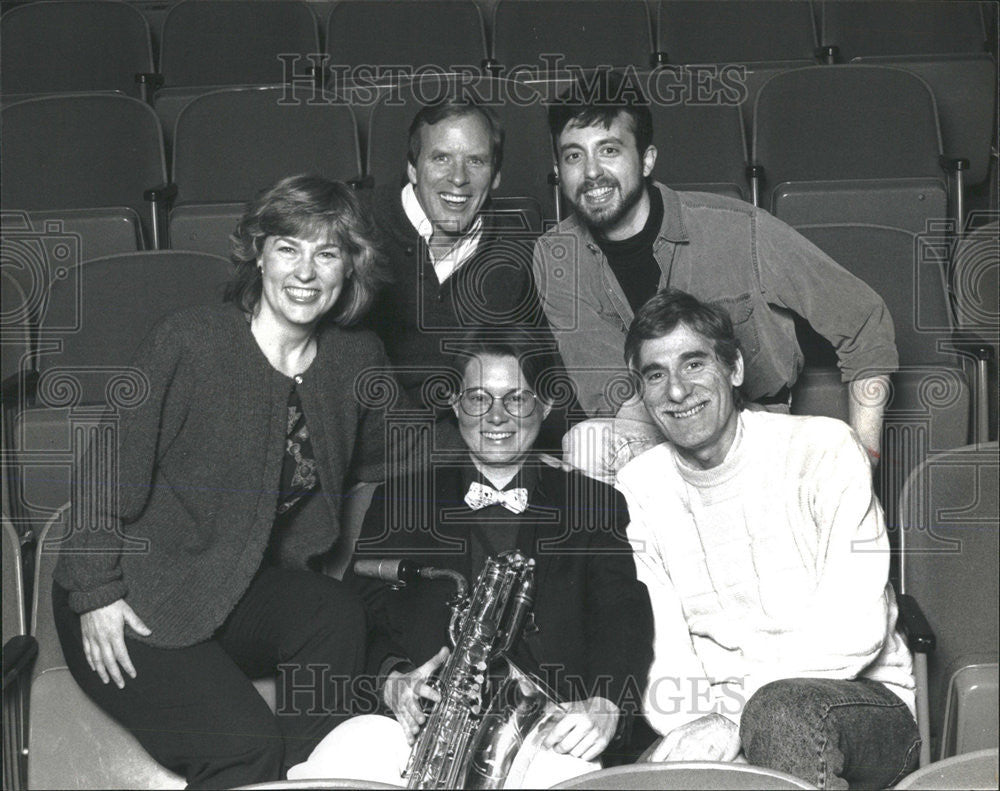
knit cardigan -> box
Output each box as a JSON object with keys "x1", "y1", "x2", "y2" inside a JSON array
[{"x1": 54, "y1": 303, "x2": 391, "y2": 648}]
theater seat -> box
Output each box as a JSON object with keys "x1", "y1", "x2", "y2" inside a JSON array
[
  {"x1": 788, "y1": 223, "x2": 973, "y2": 556},
  {"x1": 9, "y1": 251, "x2": 234, "y2": 539},
  {"x1": 325, "y1": 0, "x2": 487, "y2": 74},
  {"x1": 21, "y1": 470, "x2": 381, "y2": 788},
  {"x1": 751, "y1": 66, "x2": 948, "y2": 217},
  {"x1": 549, "y1": 761, "x2": 815, "y2": 789},
  {"x1": 647, "y1": 99, "x2": 750, "y2": 200},
  {"x1": 656, "y1": 0, "x2": 819, "y2": 65},
  {"x1": 0, "y1": 0, "x2": 155, "y2": 99},
  {"x1": 26, "y1": 510, "x2": 188, "y2": 790},
  {"x1": 849, "y1": 55, "x2": 996, "y2": 189},
  {"x1": 491, "y1": 0, "x2": 653, "y2": 76},
  {"x1": 2, "y1": 513, "x2": 34, "y2": 791},
  {"x1": 233, "y1": 780, "x2": 402, "y2": 789},
  {"x1": 1, "y1": 94, "x2": 170, "y2": 250},
  {"x1": 893, "y1": 747, "x2": 998, "y2": 790},
  {"x1": 897, "y1": 443, "x2": 999, "y2": 762},
  {"x1": 169, "y1": 86, "x2": 362, "y2": 253},
  {"x1": 818, "y1": 0, "x2": 990, "y2": 60},
  {"x1": 167, "y1": 202, "x2": 244, "y2": 259},
  {"x1": 816, "y1": 1, "x2": 994, "y2": 190},
  {"x1": 158, "y1": 0, "x2": 319, "y2": 89}
]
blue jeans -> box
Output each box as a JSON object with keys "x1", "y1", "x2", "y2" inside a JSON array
[{"x1": 740, "y1": 678, "x2": 921, "y2": 790}]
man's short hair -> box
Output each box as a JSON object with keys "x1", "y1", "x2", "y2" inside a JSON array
[
  {"x1": 547, "y1": 70, "x2": 653, "y2": 157},
  {"x1": 406, "y1": 100, "x2": 504, "y2": 175},
  {"x1": 625, "y1": 288, "x2": 744, "y2": 405}
]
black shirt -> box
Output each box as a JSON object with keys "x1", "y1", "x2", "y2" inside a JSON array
[{"x1": 596, "y1": 185, "x2": 665, "y2": 313}]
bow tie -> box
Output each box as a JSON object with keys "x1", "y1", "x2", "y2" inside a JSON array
[{"x1": 464, "y1": 482, "x2": 528, "y2": 514}]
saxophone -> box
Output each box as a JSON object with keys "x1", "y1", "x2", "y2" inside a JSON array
[{"x1": 401, "y1": 550, "x2": 564, "y2": 790}]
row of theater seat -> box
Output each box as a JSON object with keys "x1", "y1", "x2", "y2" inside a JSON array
[
  {"x1": 1, "y1": 0, "x2": 995, "y2": 97},
  {"x1": 2, "y1": 61, "x2": 994, "y2": 246},
  {"x1": 2, "y1": 66, "x2": 997, "y2": 451},
  {"x1": 2, "y1": 0, "x2": 995, "y2": 176},
  {"x1": 1, "y1": 0, "x2": 995, "y2": 197}
]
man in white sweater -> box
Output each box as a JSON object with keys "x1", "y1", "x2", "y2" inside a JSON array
[{"x1": 615, "y1": 289, "x2": 919, "y2": 789}]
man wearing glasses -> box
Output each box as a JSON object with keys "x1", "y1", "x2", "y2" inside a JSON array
[{"x1": 291, "y1": 329, "x2": 653, "y2": 783}]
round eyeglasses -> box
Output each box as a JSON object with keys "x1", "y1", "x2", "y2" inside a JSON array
[{"x1": 457, "y1": 388, "x2": 538, "y2": 418}]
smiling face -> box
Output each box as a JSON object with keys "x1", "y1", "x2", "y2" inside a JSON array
[
  {"x1": 407, "y1": 112, "x2": 501, "y2": 246},
  {"x1": 256, "y1": 234, "x2": 349, "y2": 333},
  {"x1": 636, "y1": 322, "x2": 744, "y2": 470},
  {"x1": 453, "y1": 353, "x2": 550, "y2": 477},
  {"x1": 555, "y1": 111, "x2": 657, "y2": 240}
]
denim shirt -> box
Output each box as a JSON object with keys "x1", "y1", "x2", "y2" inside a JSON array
[{"x1": 532, "y1": 183, "x2": 898, "y2": 417}]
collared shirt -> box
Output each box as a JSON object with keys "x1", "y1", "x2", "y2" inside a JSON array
[
  {"x1": 532, "y1": 183, "x2": 899, "y2": 417},
  {"x1": 401, "y1": 183, "x2": 484, "y2": 284}
]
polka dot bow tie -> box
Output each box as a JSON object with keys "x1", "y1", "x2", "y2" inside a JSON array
[{"x1": 464, "y1": 482, "x2": 529, "y2": 514}]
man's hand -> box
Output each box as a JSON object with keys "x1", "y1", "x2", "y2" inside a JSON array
[
  {"x1": 80, "y1": 598, "x2": 151, "y2": 688},
  {"x1": 848, "y1": 375, "x2": 890, "y2": 468},
  {"x1": 648, "y1": 713, "x2": 741, "y2": 763},
  {"x1": 383, "y1": 647, "x2": 448, "y2": 744},
  {"x1": 543, "y1": 696, "x2": 620, "y2": 762}
]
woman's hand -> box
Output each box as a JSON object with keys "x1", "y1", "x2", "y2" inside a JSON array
[
  {"x1": 80, "y1": 599, "x2": 151, "y2": 688},
  {"x1": 383, "y1": 646, "x2": 448, "y2": 744},
  {"x1": 543, "y1": 696, "x2": 621, "y2": 761}
]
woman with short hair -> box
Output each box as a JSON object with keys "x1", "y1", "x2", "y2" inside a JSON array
[
  {"x1": 289, "y1": 329, "x2": 654, "y2": 787},
  {"x1": 53, "y1": 174, "x2": 397, "y2": 788}
]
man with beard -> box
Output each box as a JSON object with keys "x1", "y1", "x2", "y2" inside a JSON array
[{"x1": 532, "y1": 74, "x2": 898, "y2": 481}]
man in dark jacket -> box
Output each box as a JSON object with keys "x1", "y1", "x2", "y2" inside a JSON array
[{"x1": 364, "y1": 100, "x2": 542, "y2": 416}]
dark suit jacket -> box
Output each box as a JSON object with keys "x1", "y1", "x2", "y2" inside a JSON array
[{"x1": 345, "y1": 458, "x2": 653, "y2": 743}]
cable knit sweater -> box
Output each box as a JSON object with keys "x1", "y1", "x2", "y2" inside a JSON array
[
  {"x1": 54, "y1": 303, "x2": 391, "y2": 648},
  {"x1": 616, "y1": 410, "x2": 915, "y2": 737}
]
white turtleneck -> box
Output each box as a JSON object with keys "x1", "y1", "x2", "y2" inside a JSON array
[{"x1": 616, "y1": 410, "x2": 915, "y2": 737}]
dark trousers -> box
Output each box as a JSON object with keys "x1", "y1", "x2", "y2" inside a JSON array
[
  {"x1": 54, "y1": 567, "x2": 368, "y2": 789},
  {"x1": 740, "y1": 678, "x2": 922, "y2": 790}
]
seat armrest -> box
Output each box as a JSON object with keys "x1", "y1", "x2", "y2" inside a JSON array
[
  {"x1": 134, "y1": 72, "x2": 164, "y2": 104},
  {"x1": 143, "y1": 183, "x2": 179, "y2": 249},
  {"x1": 2, "y1": 368, "x2": 37, "y2": 404},
  {"x1": 347, "y1": 175, "x2": 374, "y2": 190},
  {"x1": 945, "y1": 331, "x2": 996, "y2": 361},
  {"x1": 143, "y1": 182, "x2": 178, "y2": 204},
  {"x1": 2, "y1": 635, "x2": 39, "y2": 688},
  {"x1": 896, "y1": 593, "x2": 936, "y2": 653}
]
